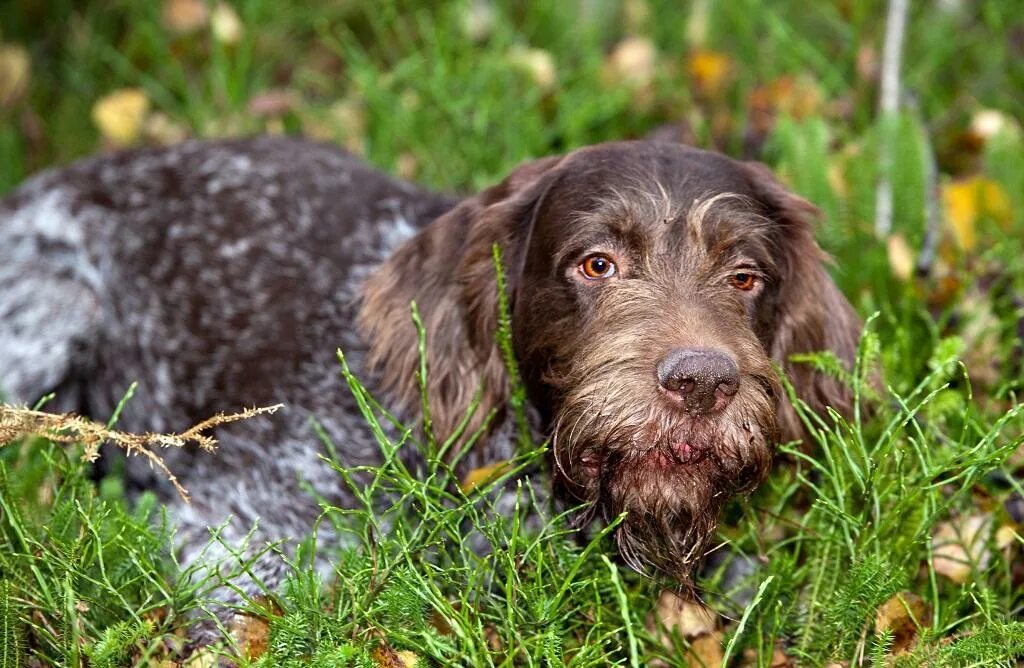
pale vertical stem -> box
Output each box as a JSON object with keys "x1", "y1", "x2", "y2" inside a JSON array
[{"x1": 874, "y1": 0, "x2": 910, "y2": 238}]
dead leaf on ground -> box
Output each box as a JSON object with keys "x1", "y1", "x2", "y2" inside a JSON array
[
  {"x1": 942, "y1": 177, "x2": 1012, "y2": 251},
  {"x1": 875, "y1": 591, "x2": 930, "y2": 655},
  {"x1": 648, "y1": 590, "x2": 722, "y2": 666},
  {"x1": 687, "y1": 49, "x2": 732, "y2": 98},
  {"x1": 228, "y1": 597, "x2": 282, "y2": 661},
  {"x1": 396, "y1": 152, "x2": 419, "y2": 180},
  {"x1": 371, "y1": 642, "x2": 419, "y2": 667},
  {"x1": 932, "y1": 514, "x2": 992, "y2": 583},
  {"x1": 508, "y1": 47, "x2": 557, "y2": 91},
  {"x1": 741, "y1": 644, "x2": 794, "y2": 667},
  {"x1": 995, "y1": 523, "x2": 1019, "y2": 550},
  {"x1": 687, "y1": 631, "x2": 724, "y2": 667},
  {"x1": 92, "y1": 88, "x2": 150, "y2": 146},
  {"x1": 887, "y1": 234, "x2": 915, "y2": 282},
  {"x1": 248, "y1": 89, "x2": 297, "y2": 117},
  {"x1": 460, "y1": 460, "x2": 512, "y2": 491},
  {"x1": 211, "y1": 2, "x2": 244, "y2": 45},
  {"x1": 856, "y1": 44, "x2": 878, "y2": 84},
  {"x1": 144, "y1": 111, "x2": 189, "y2": 145},
  {"x1": 331, "y1": 99, "x2": 367, "y2": 154},
  {"x1": 652, "y1": 589, "x2": 716, "y2": 637},
  {"x1": 460, "y1": 0, "x2": 495, "y2": 42},
  {"x1": 0, "y1": 44, "x2": 30, "y2": 108},
  {"x1": 604, "y1": 37, "x2": 658, "y2": 91},
  {"x1": 161, "y1": 0, "x2": 208, "y2": 34},
  {"x1": 230, "y1": 612, "x2": 272, "y2": 660},
  {"x1": 748, "y1": 75, "x2": 824, "y2": 128},
  {"x1": 969, "y1": 109, "x2": 1021, "y2": 143}
]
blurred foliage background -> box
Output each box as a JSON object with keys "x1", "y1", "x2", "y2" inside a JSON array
[{"x1": 2, "y1": 0, "x2": 1024, "y2": 664}]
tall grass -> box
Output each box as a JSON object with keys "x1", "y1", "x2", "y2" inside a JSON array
[{"x1": 1, "y1": 0, "x2": 1023, "y2": 664}]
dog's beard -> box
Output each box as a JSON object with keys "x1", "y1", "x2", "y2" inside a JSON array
[{"x1": 552, "y1": 376, "x2": 776, "y2": 580}]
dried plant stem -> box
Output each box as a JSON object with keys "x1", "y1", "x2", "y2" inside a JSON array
[{"x1": 0, "y1": 403, "x2": 283, "y2": 502}]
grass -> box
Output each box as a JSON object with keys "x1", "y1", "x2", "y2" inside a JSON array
[{"x1": 2, "y1": 0, "x2": 1024, "y2": 664}]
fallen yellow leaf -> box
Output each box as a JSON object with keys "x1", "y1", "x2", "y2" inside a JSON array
[
  {"x1": 396, "y1": 152, "x2": 419, "y2": 180},
  {"x1": 687, "y1": 631, "x2": 724, "y2": 667},
  {"x1": 647, "y1": 589, "x2": 725, "y2": 666},
  {"x1": 211, "y1": 2, "x2": 244, "y2": 45},
  {"x1": 942, "y1": 177, "x2": 1012, "y2": 251},
  {"x1": 92, "y1": 88, "x2": 150, "y2": 146},
  {"x1": 0, "y1": 44, "x2": 30, "y2": 108},
  {"x1": 397, "y1": 651, "x2": 419, "y2": 667},
  {"x1": 932, "y1": 514, "x2": 992, "y2": 583},
  {"x1": 886, "y1": 234, "x2": 915, "y2": 282},
  {"x1": 687, "y1": 49, "x2": 732, "y2": 97},
  {"x1": 874, "y1": 591, "x2": 930, "y2": 655},
  {"x1": 604, "y1": 37, "x2": 658, "y2": 90},
  {"x1": 970, "y1": 109, "x2": 1021, "y2": 142},
  {"x1": 371, "y1": 643, "x2": 419, "y2": 667},
  {"x1": 652, "y1": 589, "x2": 716, "y2": 638},
  {"x1": 995, "y1": 524, "x2": 1019, "y2": 550},
  {"x1": 460, "y1": 460, "x2": 512, "y2": 491},
  {"x1": 143, "y1": 111, "x2": 189, "y2": 145},
  {"x1": 230, "y1": 607, "x2": 279, "y2": 660}
]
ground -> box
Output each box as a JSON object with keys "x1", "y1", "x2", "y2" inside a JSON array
[{"x1": 1, "y1": 0, "x2": 1023, "y2": 665}]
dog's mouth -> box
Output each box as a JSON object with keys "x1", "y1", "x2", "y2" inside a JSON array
[
  {"x1": 575, "y1": 431, "x2": 713, "y2": 482},
  {"x1": 582, "y1": 440, "x2": 710, "y2": 480},
  {"x1": 552, "y1": 384, "x2": 777, "y2": 579}
]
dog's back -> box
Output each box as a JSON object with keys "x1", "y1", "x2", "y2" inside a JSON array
[
  {"x1": 1, "y1": 137, "x2": 451, "y2": 421},
  {"x1": 0, "y1": 136, "x2": 454, "y2": 567}
]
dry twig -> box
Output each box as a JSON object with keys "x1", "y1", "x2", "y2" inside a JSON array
[{"x1": 0, "y1": 403, "x2": 282, "y2": 502}]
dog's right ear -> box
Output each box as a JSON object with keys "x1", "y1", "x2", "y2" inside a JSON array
[
  {"x1": 359, "y1": 156, "x2": 564, "y2": 445},
  {"x1": 740, "y1": 161, "x2": 863, "y2": 441}
]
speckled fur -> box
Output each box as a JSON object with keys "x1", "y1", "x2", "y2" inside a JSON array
[
  {"x1": 0, "y1": 138, "x2": 455, "y2": 607},
  {"x1": 0, "y1": 137, "x2": 861, "y2": 646}
]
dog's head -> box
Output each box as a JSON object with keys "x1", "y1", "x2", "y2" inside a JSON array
[{"x1": 360, "y1": 141, "x2": 860, "y2": 579}]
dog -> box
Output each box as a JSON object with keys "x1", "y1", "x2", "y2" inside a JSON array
[{"x1": 0, "y1": 137, "x2": 860, "y2": 603}]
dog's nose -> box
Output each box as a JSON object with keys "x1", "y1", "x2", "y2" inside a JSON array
[{"x1": 656, "y1": 347, "x2": 740, "y2": 414}]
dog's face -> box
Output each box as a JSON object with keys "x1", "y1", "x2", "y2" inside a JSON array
[{"x1": 361, "y1": 141, "x2": 860, "y2": 580}]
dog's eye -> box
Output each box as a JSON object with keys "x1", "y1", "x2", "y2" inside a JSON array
[
  {"x1": 730, "y1": 273, "x2": 757, "y2": 291},
  {"x1": 579, "y1": 255, "x2": 617, "y2": 280}
]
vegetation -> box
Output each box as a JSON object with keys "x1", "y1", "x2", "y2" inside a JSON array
[{"x1": 1, "y1": 0, "x2": 1023, "y2": 664}]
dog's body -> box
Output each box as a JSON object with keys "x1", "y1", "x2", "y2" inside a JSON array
[{"x1": 0, "y1": 137, "x2": 860, "y2": 594}]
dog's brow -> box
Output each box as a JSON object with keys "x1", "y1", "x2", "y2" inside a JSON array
[
  {"x1": 592, "y1": 181, "x2": 684, "y2": 225},
  {"x1": 686, "y1": 192, "x2": 746, "y2": 249}
]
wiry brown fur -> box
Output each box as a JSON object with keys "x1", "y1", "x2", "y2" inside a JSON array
[
  {"x1": 2, "y1": 137, "x2": 863, "y2": 640},
  {"x1": 359, "y1": 156, "x2": 565, "y2": 443},
  {"x1": 361, "y1": 141, "x2": 861, "y2": 580}
]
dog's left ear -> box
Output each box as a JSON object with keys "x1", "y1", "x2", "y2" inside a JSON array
[
  {"x1": 359, "y1": 155, "x2": 564, "y2": 446},
  {"x1": 741, "y1": 161, "x2": 862, "y2": 441}
]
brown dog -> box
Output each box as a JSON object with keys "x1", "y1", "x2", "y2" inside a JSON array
[
  {"x1": 361, "y1": 141, "x2": 861, "y2": 578},
  {"x1": 0, "y1": 138, "x2": 859, "y2": 596}
]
